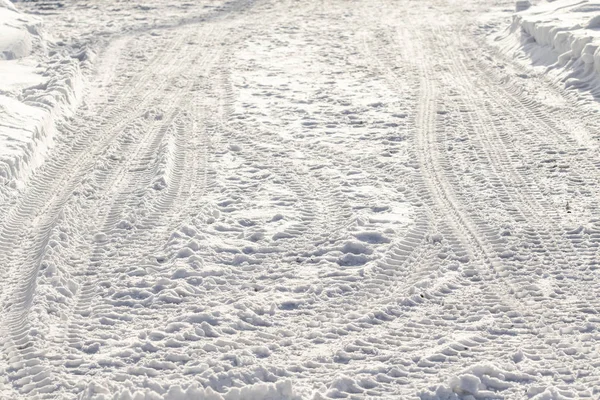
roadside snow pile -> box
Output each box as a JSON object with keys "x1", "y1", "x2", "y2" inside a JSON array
[
  {"x1": 0, "y1": 0, "x2": 33, "y2": 60},
  {"x1": 0, "y1": 0, "x2": 82, "y2": 191},
  {"x1": 498, "y1": 0, "x2": 600, "y2": 95}
]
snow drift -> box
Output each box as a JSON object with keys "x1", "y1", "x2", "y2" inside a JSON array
[
  {"x1": 498, "y1": 0, "x2": 600, "y2": 97},
  {"x1": 0, "y1": 0, "x2": 83, "y2": 192},
  {"x1": 0, "y1": 0, "x2": 34, "y2": 60}
]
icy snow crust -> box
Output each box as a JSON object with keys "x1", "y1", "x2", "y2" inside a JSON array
[{"x1": 1, "y1": 0, "x2": 600, "y2": 399}]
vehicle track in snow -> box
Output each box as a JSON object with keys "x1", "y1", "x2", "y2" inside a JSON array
[
  {"x1": 356, "y1": 3, "x2": 600, "y2": 396},
  {"x1": 0, "y1": 32, "x2": 192, "y2": 394},
  {"x1": 249, "y1": 0, "x2": 600, "y2": 396},
  {"x1": 2, "y1": 0, "x2": 600, "y2": 398},
  {"x1": 0, "y1": 4, "x2": 249, "y2": 398}
]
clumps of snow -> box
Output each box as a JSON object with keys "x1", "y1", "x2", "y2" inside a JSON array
[
  {"x1": 419, "y1": 363, "x2": 537, "y2": 399},
  {"x1": 81, "y1": 380, "x2": 302, "y2": 400},
  {"x1": 353, "y1": 230, "x2": 391, "y2": 244},
  {"x1": 526, "y1": 386, "x2": 579, "y2": 399},
  {"x1": 497, "y1": 0, "x2": 600, "y2": 96},
  {"x1": 325, "y1": 376, "x2": 365, "y2": 397}
]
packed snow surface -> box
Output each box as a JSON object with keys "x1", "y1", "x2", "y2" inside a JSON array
[{"x1": 1, "y1": 0, "x2": 600, "y2": 398}]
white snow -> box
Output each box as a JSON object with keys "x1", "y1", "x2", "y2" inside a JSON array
[
  {"x1": 496, "y1": 0, "x2": 600, "y2": 98},
  {"x1": 0, "y1": 1, "x2": 82, "y2": 190},
  {"x1": 79, "y1": 379, "x2": 301, "y2": 400},
  {"x1": 1, "y1": 0, "x2": 600, "y2": 398}
]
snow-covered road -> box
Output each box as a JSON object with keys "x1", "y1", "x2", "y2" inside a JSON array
[{"x1": 1, "y1": 0, "x2": 600, "y2": 398}]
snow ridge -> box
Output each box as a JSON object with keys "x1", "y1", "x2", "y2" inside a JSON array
[
  {"x1": 0, "y1": 0, "x2": 84, "y2": 193},
  {"x1": 499, "y1": 0, "x2": 600, "y2": 97}
]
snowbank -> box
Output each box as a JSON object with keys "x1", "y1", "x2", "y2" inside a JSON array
[
  {"x1": 498, "y1": 0, "x2": 600, "y2": 95},
  {"x1": 0, "y1": 1, "x2": 82, "y2": 190}
]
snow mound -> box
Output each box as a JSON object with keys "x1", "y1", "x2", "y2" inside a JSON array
[
  {"x1": 0, "y1": 1, "x2": 36, "y2": 59},
  {"x1": 418, "y1": 363, "x2": 537, "y2": 399},
  {"x1": 497, "y1": 0, "x2": 600, "y2": 96},
  {"x1": 0, "y1": 1, "x2": 83, "y2": 190}
]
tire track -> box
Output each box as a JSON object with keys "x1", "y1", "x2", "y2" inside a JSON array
[
  {"x1": 0, "y1": 15, "x2": 236, "y2": 398},
  {"x1": 47, "y1": 26, "x2": 234, "y2": 396}
]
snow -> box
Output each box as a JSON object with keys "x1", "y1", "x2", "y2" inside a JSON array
[
  {"x1": 1, "y1": 0, "x2": 600, "y2": 398},
  {"x1": 79, "y1": 379, "x2": 301, "y2": 400},
  {"x1": 496, "y1": 0, "x2": 600, "y2": 98},
  {"x1": 0, "y1": 1, "x2": 82, "y2": 189}
]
